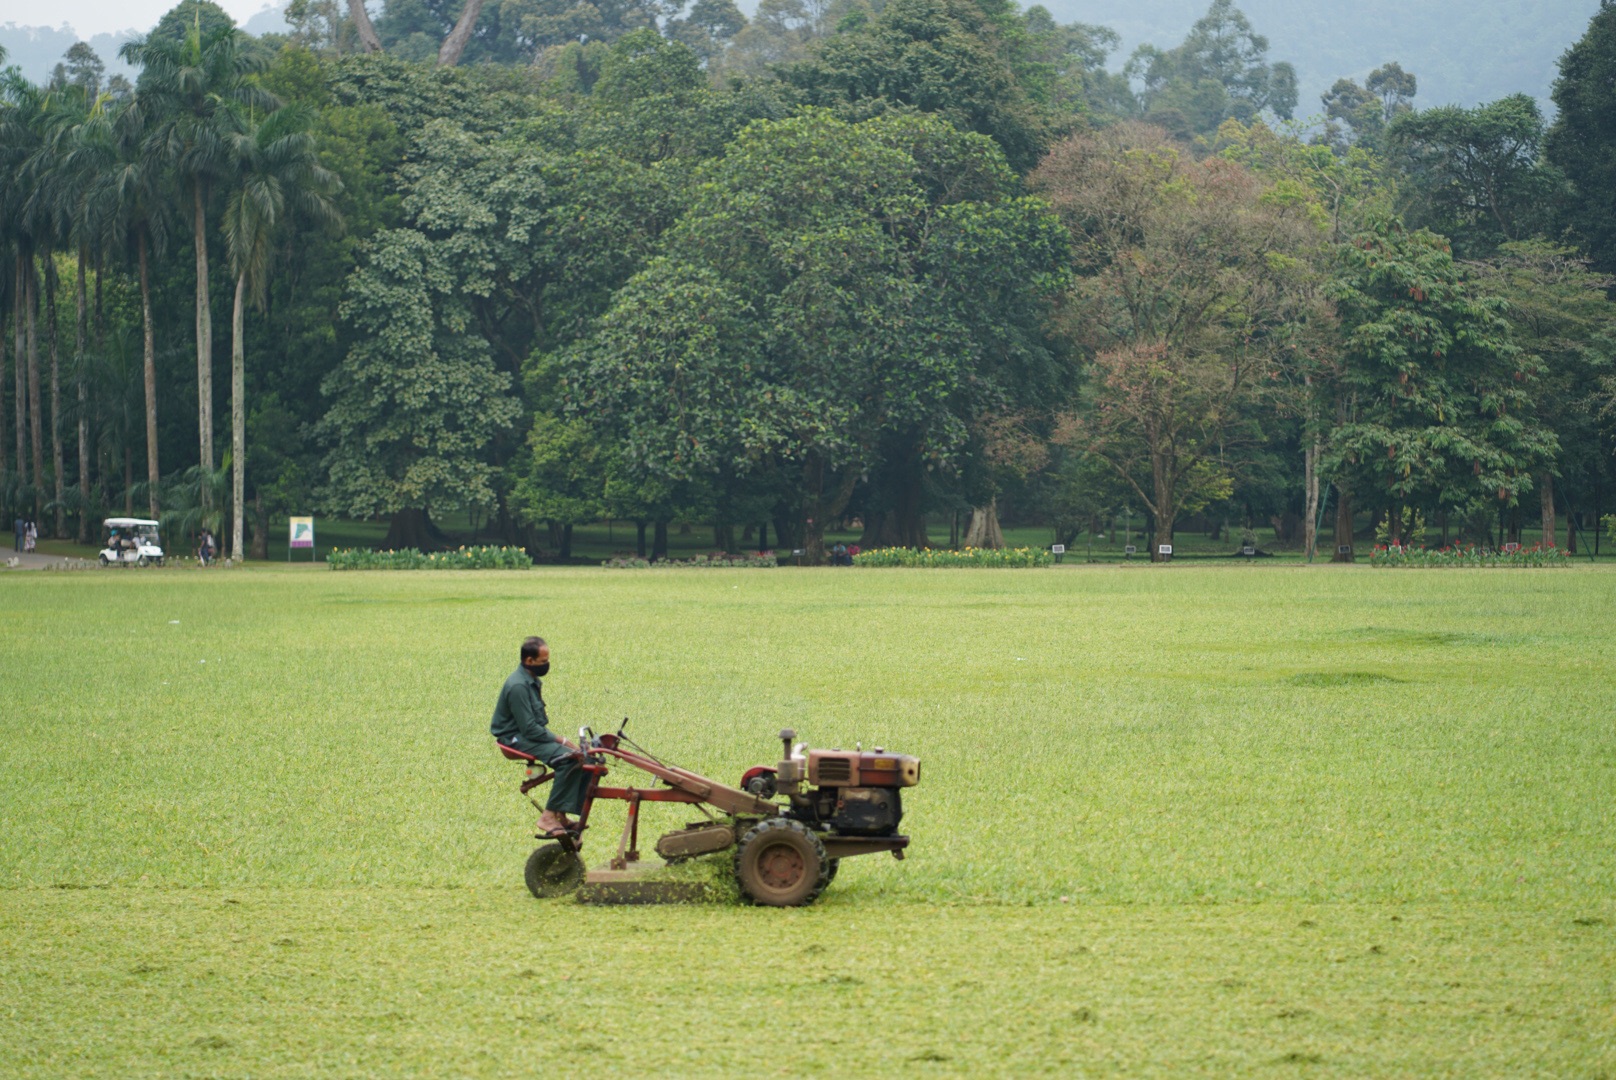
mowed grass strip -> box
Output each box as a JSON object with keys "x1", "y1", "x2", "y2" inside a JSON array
[
  {"x1": 2, "y1": 565, "x2": 1613, "y2": 1075},
  {"x1": 3, "y1": 892, "x2": 1611, "y2": 1078}
]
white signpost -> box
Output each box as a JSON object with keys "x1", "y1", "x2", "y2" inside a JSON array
[
  {"x1": 1157, "y1": 543, "x2": 1173, "y2": 563},
  {"x1": 289, "y1": 516, "x2": 316, "y2": 562}
]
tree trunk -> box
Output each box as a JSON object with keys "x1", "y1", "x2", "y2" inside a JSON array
[
  {"x1": 560, "y1": 523, "x2": 573, "y2": 559},
  {"x1": 382, "y1": 507, "x2": 449, "y2": 550},
  {"x1": 345, "y1": 0, "x2": 384, "y2": 52},
  {"x1": 962, "y1": 498, "x2": 1005, "y2": 549},
  {"x1": 713, "y1": 522, "x2": 735, "y2": 553},
  {"x1": 634, "y1": 520, "x2": 647, "y2": 558},
  {"x1": 1566, "y1": 506, "x2": 1577, "y2": 554},
  {"x1": 26, "y1": 262, "x2": 44, "y2": 523},
  {"x1": 757, "y1": 521, "x2": 768, "y2": 552},
  {"x1": 76, "y1": 248, "x2": 91, "y2": 544},
  {"x1": 652, "y1": 520, "x2": 669, "y2": 561},
  {"x1": 771, "y1": 508, "x2": 796, "y2": 552},
  {"x1": 1303, "y1": 439, "x2": 1319, "y2": 561},
  {"x1": 1331, "y1": 483, "x2": 1353, "y2": 562},
  {"x1": 194, "y1": 184, "x2": 214, "y2": 504},
  {"x1": 798, "y1": 453, "x2": 859, "y2": 564},
  {"x1": 123, "y1": 446, "x2": 132, "y2": 515},
  {"x1": 47, "y1": 257, "x2": 65, "y2": 538},
  {"x1": 231, "y1": 273, "x2": 246, "y2": 561},
  {"x1": 0, "y1": 299, "x2": 7, "y2": 490},
  {"x1": 1149, "y1": 452, "x2": 1174, "y2": 562},
  {"x1": 1388, "y1": 499, "x2": 1403, "y2": 547},
  {"x1": 138, "y1": 233, "x2": 160, "y2": 518},
  {"x1": 12, "y1": 257, "x2": 24, "y2": 487},
  {"x1": 1538, "y1": 472, "x2": 1556, "y2": 548},
  {"x1": 437, "y1": 0, "x2": 485, "y2": 66},
  {"x1": 251, "y1": 492, "x2": 269, "y2": 560}
]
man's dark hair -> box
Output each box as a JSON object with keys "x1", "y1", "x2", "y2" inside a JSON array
[{"x1": 520, "y1": 636, "x2": 547, "y2": 660}]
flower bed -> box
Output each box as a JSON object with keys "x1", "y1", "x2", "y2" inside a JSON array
[
  {"x1": 1368, "y1": 543, "x2": 1569, "y2": 568},
  {"x1": 853, "y1": 546, "x2": 1053, "y2": 568},
  {"x1": 602, "y1": 552, "x2": 778, "y2": 568},
  {"x1": 326, "y1": 546, "x2": 532, "y2": 570}
]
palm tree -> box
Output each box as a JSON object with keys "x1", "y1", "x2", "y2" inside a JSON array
[
  {"x1": 2, "y1": 72, "x2": 52, "y2": 526},
  {"x1": 82, "y1": 94, "x2": 171, "y2": 517},
  {"x1": 120, "y1": 18, "x2": 273, "y2": 507},
  {"x1": 221, "y1": 104, "x2": 341, "y2": 560}
]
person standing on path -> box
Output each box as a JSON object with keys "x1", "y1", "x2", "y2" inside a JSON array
[
  {"x1": 13, "y1": 516, "x2": 21, "y2": 552},
  {"x1": 490, "y1": 636, "x2": 585, "y2": 837}
]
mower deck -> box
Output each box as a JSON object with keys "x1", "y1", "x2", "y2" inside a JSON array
[{"x1": 576, "y1": 860, "x2": 715, "y2": 905}]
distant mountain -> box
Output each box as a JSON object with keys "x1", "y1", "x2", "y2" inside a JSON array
[{"x1": 1043, "y1": 0, "x2": 1600, "y2": 111}]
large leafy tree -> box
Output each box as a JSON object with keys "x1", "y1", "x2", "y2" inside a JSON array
[
  {"x1": 778, "y1": 0, "x2": 1049, "y2": 173},
  {"x1": 1547, "y1": 0, "x2": 1616, "y2": 275},
  {"x1": 318, "y1": 229, "x2": 520, "y2": 549},
  {"x1": 1125, "y1": 0, "x2": 1297, "y2": 140},
  {"x1": 1035, "y1": 122, "x2": 1324, "y2": 561},
  {"x1": 1325, "y1": 220, "x2": 1557, "y2": 547},
  {"x1": 564, "y1": 110, "x2": 1067, "y2": 561},
  {"x1": 1468, "y1": 241, "x2": 1616, "y2": 548},
  {"x1": 1389, "y1": 93, "x2": 1559, "y2": 258},
  {"x1": 122, "y1": 15, "x2": 273, "y2": 508}
]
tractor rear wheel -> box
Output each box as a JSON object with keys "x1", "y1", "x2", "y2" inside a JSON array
[
  {"x1": 525, "y1": 843, "x2": 584, "y2": 899},
  {"x1": 733, "y1": 819, "x2": 830, "y2": 907}
]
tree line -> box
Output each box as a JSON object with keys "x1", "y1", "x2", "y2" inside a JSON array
[{"x1": 2, "y1": 0, "x2": 1613, "y2": 562}]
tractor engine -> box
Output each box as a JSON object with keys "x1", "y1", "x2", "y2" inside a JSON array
[{"x1": 747, "y1": 730, "x2": 921, "y2": 837}]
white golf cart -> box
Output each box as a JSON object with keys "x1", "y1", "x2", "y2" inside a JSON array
[{"x1": 100, "y1": 518, "x2": 165, "y2": 567}]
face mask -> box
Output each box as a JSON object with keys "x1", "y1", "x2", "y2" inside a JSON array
[{"x1": 529, "y1": 661, "x2": 550, "y2": 678}]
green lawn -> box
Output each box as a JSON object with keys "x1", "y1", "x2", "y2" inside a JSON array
[{"x1": 2, "y1": 564, "x2": 1613, "y2": 1075}]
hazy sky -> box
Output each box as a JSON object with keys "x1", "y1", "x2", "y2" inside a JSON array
[{"x1": 9, "y1": 0, "x2": 288, "y2": 36}]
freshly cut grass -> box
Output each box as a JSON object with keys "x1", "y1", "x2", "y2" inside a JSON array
[{"x1": 2, "y1": 563, "x2": 1614, "y2": 1075}]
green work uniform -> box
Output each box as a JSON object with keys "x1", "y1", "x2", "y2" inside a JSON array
[{"x1": 490, "y1": 667, "x2": 586, "y2": 814}]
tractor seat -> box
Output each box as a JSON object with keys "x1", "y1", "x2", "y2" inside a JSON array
[{"x1": 497, "y1": 742, "x2": 537, "y2": 762}]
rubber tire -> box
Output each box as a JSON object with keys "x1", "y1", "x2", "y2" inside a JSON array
[
  {"x1": 733, "y1": 818, "x2": 830, "y2": 907},
  {"x1": 98, "y1": 554, "x2": 109, "y2": 566},
  {"x1": 825, "y1": 858, "x2": 840, "y2": 884},
  {"x1": 525, "y1": 843, "x2": 584, "y2": 899},
  {"x1": 137, "y1": 555, "x2": 148, "y2": 567}
]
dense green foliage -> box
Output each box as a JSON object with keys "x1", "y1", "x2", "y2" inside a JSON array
[
  {"x1": 3, "y1": 0, "x2": 1615, "y2": 567},
  {"x1": 853, "y1": 544, "x2": 1051, "y2": 565},
  {"x1": 3, "y1": 567, "x2": 1613, "y2": 1072},
  {"x1": 325, "y1": 544, "x2": 532, "y2": 568}
]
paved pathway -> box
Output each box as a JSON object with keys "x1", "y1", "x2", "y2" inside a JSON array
[{"x1": 3, "y1": 550, "x2": 71, "y2": 570}]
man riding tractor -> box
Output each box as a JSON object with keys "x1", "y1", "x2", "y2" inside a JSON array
[{"x1": 490, "y1": 636, "x2": 585, "y2": 838}]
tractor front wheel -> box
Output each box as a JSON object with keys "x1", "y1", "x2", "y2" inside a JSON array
[
  {"x1": 525, "y1": 843, "x2": 584, "y2": 899},
  {"x1": 734, "y1": 819, "x2": 830, "y2": 907}
]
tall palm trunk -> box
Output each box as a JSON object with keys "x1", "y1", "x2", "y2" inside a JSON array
[
  {"x1": 1, "y1": 301, "x2": 7, "y2": 489},
  {"x1": 194, "y1": 183, "x2": 214, "y2": 504},
  {"x1": 76, "y1": 248, "x2": 91, "y2": 543},
  {"x1": 138, "y1": 232, "x2": 160, "y2": 518},
  {"x1": 12, "y1": 257, "x2": 24, "y2": 486},
  {"x1": 46, "y1": 256, "x2": 65, "y2": 538},
  {"x1": 231, "y1": 272, "x2": 245, "y2": 561},
  {"x1": 26, "y1": 261, "x2": 45, "y2": 523}
]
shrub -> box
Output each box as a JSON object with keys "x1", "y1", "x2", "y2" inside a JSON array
[
  {"x1": 853, "y1": 546, "x2": 1053, "y2": 568},
  {"x1": 602, "y1": 552, "x2": 778, "y2": 568},
  {"x1": 1368, "y1": 543, "x2": 1569, "y2": 568},
  {"x1": 326, "y1": 546, "x2": 532, "y2": 570}
]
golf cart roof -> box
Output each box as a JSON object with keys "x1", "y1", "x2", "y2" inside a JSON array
[{"x1": 104, "y1": 518, "x2": 159, "y2": 528}]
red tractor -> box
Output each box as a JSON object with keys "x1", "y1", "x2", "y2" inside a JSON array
[{"x1": 507, "y1": 725, "x2": 920, "y2": 906}]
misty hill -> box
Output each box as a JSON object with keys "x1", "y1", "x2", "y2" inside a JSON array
[
  {"x1": 4, "y1": 0, "x2": 1600, "y2": 112},
  {"x1": 1045, "y1": 0, "x2": 1599, "y2": 111}
]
